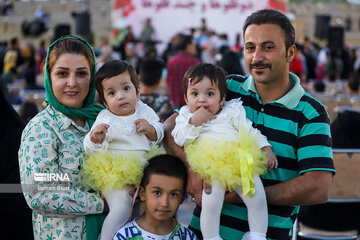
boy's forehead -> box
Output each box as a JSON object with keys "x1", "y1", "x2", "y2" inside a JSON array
[{"x1": 147, "y1": 174, "x2": 184, "y2": 191}]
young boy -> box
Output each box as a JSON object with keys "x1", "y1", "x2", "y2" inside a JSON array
[
  {"x1": 113, "y1": 154, "x2": 198, "y2": 240},
  {"x1": 139, "y1": 58, "x2": 174, "y2": 122}
]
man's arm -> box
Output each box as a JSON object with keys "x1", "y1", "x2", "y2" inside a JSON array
[
  {"x1": 265, "y1": 170, "x2": 332, "y2": 205},
  {"x1": 225, "y1": 170, "x2": 333, "y2": 205},
  {"x1": 163, "y1": 113, "x2": 186, "y2": 162},
  {"x1": 163, "y1": 113, "x2": 210, "y2": 206}
]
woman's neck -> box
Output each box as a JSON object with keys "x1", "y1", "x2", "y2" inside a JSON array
[{"x1": 69, "y1": 117, "x2": 86, "y2": 127}]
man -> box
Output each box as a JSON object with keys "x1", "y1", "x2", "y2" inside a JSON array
[
  {"x1": 166, "y1": 34, "x2": 200, "y2": 109},
  {"x1": 163, "y1": 9, "x2": 334, "y2": 239}
]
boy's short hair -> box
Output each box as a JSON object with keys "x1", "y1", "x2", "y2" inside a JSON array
[
  {"x1": 183, "y1": 63, "x2": 227, "y2": 102},
  {"x1": 140, "y1": 58, "x2": 164, "y2": 87},
  {"x1": 95, "y1": 60, "x2": 139, "y2": 105},
  {"x1": 140, "y1": 154, "x2": 188, "y2": 192}
]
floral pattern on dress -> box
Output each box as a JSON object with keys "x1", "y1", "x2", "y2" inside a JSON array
[{"x1": 19, "y1": 105, "x2": 104, "y2": 240}]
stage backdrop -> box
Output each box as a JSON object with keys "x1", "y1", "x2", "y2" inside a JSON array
[{"x1": 111, "y1": 0, "x2": 288, "y2": 52}]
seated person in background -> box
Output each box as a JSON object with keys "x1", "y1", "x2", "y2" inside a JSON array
[
  {"x1": 216, "y1": 50, "x2": 244, "y2": 75},
  {"x1": 331, "y1": 72, "x2": 360, "y2": 148},
  {"x1": 299, "y1": 72, "x2": 360, "y2": 230},
  {"x1": 323, "y1": 71, "x2": 345, "y2": 95},
  {"x1": 1, "y1": 66, "x2": 16, "y2": 84},
  {"x1": 139, "y1": 58, "x2": 174, "y2": 122},
  {"x1": 24, "y1": 67, "x2": 43, "y2": 89},
  {"x1": 313, "y1": 81, "x2": 326, "y2": 93},
  {"x1": 18, "y1": 100, "x2": 39, "y2": 123},
  {"x1": 346, "y1": 71, "x2": 359, "y2": 95},
  {"x1": 113, "y1": 154, "x2": 198, "y2": 240}
]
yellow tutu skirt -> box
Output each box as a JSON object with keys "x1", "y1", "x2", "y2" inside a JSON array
[
  {"x1": 81, "y1": 151, "x2": 145, "y2": 195},
  {"x1": 185, "y1": 129, "x2": 267, "y2": 196}
]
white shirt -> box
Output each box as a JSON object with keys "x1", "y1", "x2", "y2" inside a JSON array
[
  {"x1": 84, "y1": 101, "x2": 164, "y2": 155},
  {"x1": 172, "y1": 98, "x2": 269, "y2": 148},
  {"x1": 113, "y1": 219, "x2": 198, "y2": 240}
]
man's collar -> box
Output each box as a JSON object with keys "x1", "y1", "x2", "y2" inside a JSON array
[{"x1": 241, "y1": 72, "x2": 304, "y2": 109}]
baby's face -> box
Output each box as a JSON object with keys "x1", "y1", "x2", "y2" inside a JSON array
[
  {"x1": 102, "y1": 72, "x2": 139, "y2": 116},
  {"x1": 186, "y1": 76, "x2": 224, "y2": 115}
]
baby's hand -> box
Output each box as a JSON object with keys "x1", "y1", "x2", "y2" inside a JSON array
[
  {"x1": 134, "y1": 119, "x2": 157, "y2": 141},
  {"x1": 189, "y1": 106, "x2": 216, "y2": 127},
  {"x1": 90, "y1": 123, "x2": 109, "y2": 144},
  {"x1": 261, "y1": 145, "x2": 278, "y2": 170}
]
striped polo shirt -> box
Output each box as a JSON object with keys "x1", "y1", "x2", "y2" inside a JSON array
[{"x1": 188, "y1": 73, "x2": 335, "y2": 240}]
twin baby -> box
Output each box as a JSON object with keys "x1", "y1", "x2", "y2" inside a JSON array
[{"x1": 82, "y1": 60, "x2": 277, "y2": 240}]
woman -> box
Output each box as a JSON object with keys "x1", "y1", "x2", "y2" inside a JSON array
[
  {"x1": 0, "y1": 90, "x2": 33, "y2": 239},
  {"x1": 18, "y1": 35, "x2": 106, "y2": 240}
]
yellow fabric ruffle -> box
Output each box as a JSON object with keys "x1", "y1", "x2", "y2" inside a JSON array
[
  {"x1": 184, "y1": 128, "x2": 267, "y2": 196},
  {"x1": 81, "y1": 151, "x2": 144, "y2": 195},
  {"x1": 144, "y1": 144, "x2": 166, "y2": 160}
]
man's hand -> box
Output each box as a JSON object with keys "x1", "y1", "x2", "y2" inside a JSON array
[
  {"x1": 163, "y1": 113, "x2": 186, "y2": 160},
  {"x1": 224, "y1": 191, "x2": 242, "y2": 204},
  {"x1": 90, "y1": 123, "x2": 109, "y2": 144},
  {"x1": 163, "y1": 113, "x2": 212, "y2": 206},
  {"x1": 187, "y1": 170, "x2": 212, "y2": 206},
  {"x1": 189, "y1": 107, "x2": 216, "y2": 127},
  {"x1": 102, "y1": 198, "x2": 109, "y2": 213}
]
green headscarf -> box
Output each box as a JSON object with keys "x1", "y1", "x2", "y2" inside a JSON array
[
  {"x1": 44, "y1": 35, "x2": 104, "y2": 126},
  {"x1": 44, "y1": 35, "x2": 107, "y2": 238}
]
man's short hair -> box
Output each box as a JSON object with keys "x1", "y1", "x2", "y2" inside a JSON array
[
  {"x1": 140, "y1": 154, "x2": 188, "y2": 192},
  {"x1": 140, "y1": 58, "x2": 164, "y2": 87},
  {"x1": 176, "y1": 34, "x2": 193, "y2": 51},
  {"x1": 243, "y1": 9, "x2": 295, "y2": 51}
]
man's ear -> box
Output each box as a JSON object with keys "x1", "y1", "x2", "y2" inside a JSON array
[
  {"x1": 139, "y1": 186, "x2": 146, "y2": 201},
  {"x1": 287, "y1": 45, "x2": 296, "y2": 63}
]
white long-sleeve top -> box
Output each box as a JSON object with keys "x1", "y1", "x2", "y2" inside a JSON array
[
  {"x1": 84, "y1": 100, "x2": 164, "y2": 155},
  {"x1": 172, "y1": 98, "x2": 269, "y2": 148}
]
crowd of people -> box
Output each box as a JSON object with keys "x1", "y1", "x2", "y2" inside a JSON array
[{"x1": 0, "y1": 7, "x2": 360, "y2": 240}]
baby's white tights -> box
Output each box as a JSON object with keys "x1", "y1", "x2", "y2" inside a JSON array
[
  {"x1": 100, "y1": 188, "x2": 133, "y2": 240},
  {"x1": 201, "y1": 176, "x2": 268, "y2": 240}
]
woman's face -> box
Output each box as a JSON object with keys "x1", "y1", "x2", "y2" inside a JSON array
[{"x1": 50, "y1": 53, "x2": 91, "y2": 109}]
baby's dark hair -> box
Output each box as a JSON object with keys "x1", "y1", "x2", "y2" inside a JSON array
[
  {"x1": 95, "y1": 60, "x2": 139, "y2": 105},
  {"x1": 140, "y1": 58, "x2": 164, "y2": 87},
  {"x1": 140, "y1": 154, "x2": 188, "y2": 192},
  {"x1": 183, "y1": 63, "x2": 227, "y2": 102}
]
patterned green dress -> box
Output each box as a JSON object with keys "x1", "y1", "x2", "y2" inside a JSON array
[{"x1": 18, "y1": 105, "x2": 104, "y2": 240}]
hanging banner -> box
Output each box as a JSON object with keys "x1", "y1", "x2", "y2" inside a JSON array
[{"x1": 111, "y1": 0, "x2": 288, "y2": 51}]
